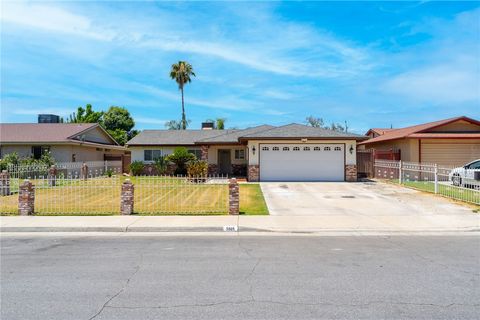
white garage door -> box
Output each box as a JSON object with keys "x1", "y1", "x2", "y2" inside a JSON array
[{"x1": 259, "y1": 144, "x2": 345, "y2": 181}]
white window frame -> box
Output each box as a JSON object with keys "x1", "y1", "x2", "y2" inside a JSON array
[
  {"x1": 234, "y1": 149, "x2": 245, "y2": 160},
  {"x1": 144, "y1": 149, "x2": 162, "y2": 162}
]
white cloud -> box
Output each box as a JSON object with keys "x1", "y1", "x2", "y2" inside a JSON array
[{"x1": 1, "y1": 2, "x2": 115, "y2": 41}]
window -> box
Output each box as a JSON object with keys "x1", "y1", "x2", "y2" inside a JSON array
[
  {"x1": 144, "y1": 150, "x2": 162, "y2": 161},
  {"x1": 293, "y1": 146, "x2": 300, "y2": 151},
  {"x1": 324, "y1": 147, "x2": 331, "y2": 151},
  {"x1": 283, "y1": 147, "x2": 290, "y2": 151},
  {"x1": 188, "y1": 149, "x2": 202, "y2": 159},
  {"x1": 334, "y1": 146, "x2": 342, "y2": 151},
  {"x1": 314, "y1": 146, "x2": 321, "y2": 151},
  {"x1": 262, "y1": 146, "x2": 269, "y2": 151},
  {"x1": 32, "y1": 146, "x2": 50, "y2": 160},
  {"x1": 303, "y1": 147, "x2": 310, "y2": 151},
  {"x1": 273, "y1": 147, "x2": 279, "y2": 151},
  {"x1": 235, "y1": 149, "x2": 245, "y2": 160}
]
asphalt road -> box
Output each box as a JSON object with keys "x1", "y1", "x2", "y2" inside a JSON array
[{"x1": 1, "y1": 234, "x2": 479, "y2": 320}]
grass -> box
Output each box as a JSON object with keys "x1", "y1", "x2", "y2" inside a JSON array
[
  {"x1": 387, "y1": 179, "x2": 480, "y2": 206},
  {"x1": 239, "y1": 184, "x2": 269, "y2": 215},
  {"x1": 0, "y1": 176, "x2": 269, "y2": 215}
]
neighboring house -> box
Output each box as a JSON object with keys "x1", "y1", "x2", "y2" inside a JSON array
[
  {"x1": 126, "y1": 123, "x2": 368, "y2": 182},
  {"x1": 360, "y1": 116, "x2": 480, "y2": 166},
  {"x1": 0, "y1": 123, "x2": 128, "y2": 163}
]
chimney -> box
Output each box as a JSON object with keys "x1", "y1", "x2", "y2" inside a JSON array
[{"x1": 201, "y1": 122, "x2": 214, "y2": 130}]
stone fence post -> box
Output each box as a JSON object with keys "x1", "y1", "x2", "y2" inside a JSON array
[
  {"x1": 0, "y1": 170, "x2": 10, "y2": 196},
  {"x1": 18, "y1": 180, "x2": 35, "y2": 215},
  {"x1": 121, "y1": 179, "x2": 134, "y2": 215},
  {"x1": 48, "y1": 165, "x2": 57, "y2": 187},
  {"x1": 228, "y1": 178, "x2": 239, "y2": 215}
]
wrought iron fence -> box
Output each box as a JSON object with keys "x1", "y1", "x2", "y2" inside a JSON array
[
  {"x1": 134, "y1": 175, "x2": 229, "y2": 214},
  {"x1": 374, "y1": 160, "x2": 480, "y2": 205},
  {"x1": 0, "y1": 174, "x2": 230, "y2": 215}
]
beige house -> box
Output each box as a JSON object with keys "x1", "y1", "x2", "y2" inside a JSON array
[
  {"x1": 127, "y1": 123, "x2": 367, "y2": 181},
  {"x1": 360, "y1": 116, "x2": 480, "y2": 166},
  {"x1": 0, "y1": 123, "x2": 128, "y2": 163}
]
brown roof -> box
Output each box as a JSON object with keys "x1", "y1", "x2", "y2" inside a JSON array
[
  {"x1": 366, "y1": 128, "x2": 395, "y2": 136},
  {"x1": 360, "y1": 116, "x2": 480, "y2": 145},
  {"x1": 0, "y1": 123, "x2": 112, "y2": 144}
]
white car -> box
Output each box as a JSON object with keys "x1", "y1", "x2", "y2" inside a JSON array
[{"x1": 449, "y1": 159, "x2": 480, "y2": 189}]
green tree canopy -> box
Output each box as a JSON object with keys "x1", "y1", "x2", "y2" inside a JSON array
[
  {"x1": 67, "y1": 104, "x2": 103, "y2": 123},
  {"x1": 170, "y1": 61, "x2": 196, "y2": 130}
]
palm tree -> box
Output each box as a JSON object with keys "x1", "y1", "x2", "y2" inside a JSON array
[{"x1": 170, "y1": 61, "x2": 196, "y2": 130}]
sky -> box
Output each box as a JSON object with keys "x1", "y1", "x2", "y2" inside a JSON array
[{"x1": 1, "y1": 1, "x2": 479, "y2": 134}]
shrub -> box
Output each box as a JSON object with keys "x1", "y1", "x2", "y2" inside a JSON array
[
  {"x1": 166, "y1": 147, "x2": 196, "y2": 175},
  {"x1": 129, "y1": 161, "x2": 145, "y2": 176},
  {"x1": 0, "y1": 152, "x2": 20, "y2": 170},
  {"x1": 187, "y1": 160, "x2": 208, "y2": 177},
  {"x1": 105, "y1": 168, "x2": 114, "y2": 177},
  {"x1": 154, "y1": 156, "x2": 169, "y2": 175}
]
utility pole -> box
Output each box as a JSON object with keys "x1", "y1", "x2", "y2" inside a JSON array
[{"x1": 345, "y1": 120, "x2": 348, "y2": 133}]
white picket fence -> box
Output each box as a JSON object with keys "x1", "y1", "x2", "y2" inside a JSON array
[
  {"x1": 7, "y1": 161, "x2": 122, "y2": 179},
  {"x1": 374, "y1": 160, "x2": 480, "y2": 205}
]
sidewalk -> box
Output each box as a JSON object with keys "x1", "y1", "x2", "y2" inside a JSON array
[{"x1": 1, "y1": 214, "x2": 479, "y2": 234}]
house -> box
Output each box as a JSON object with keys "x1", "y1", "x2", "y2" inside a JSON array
[
  {"x1": 126, "y1": 123, "x2": 368, "y2": 182},
  {"x1": 0, "y1": 123, "x2": 128, "y2": 164},
  {"x1": 360, "y1": 116, "x2": 480, "y2": 166}
]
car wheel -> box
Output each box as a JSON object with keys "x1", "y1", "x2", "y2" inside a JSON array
[{"x1": 452, "y1": 175, "x2": 462, "y2": 187}]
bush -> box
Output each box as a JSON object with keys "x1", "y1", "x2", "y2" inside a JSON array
[
  {"x1": 154, "y1": 156, "x2": 169, "y2": 175},
  {"x1": 129, "y1": 161, "x2": 145, "y2": 176},
  {"x1": 166, "y1": 147, "x2": 196, "y2": 175},
  {"x1": 105, "y1": 168, "x2": 114, "y2": 177},
  {"x1": 0, "y1": 152, "x2": 20, "y2": 170},
  {"x1": 187, "y1": 160, "x2": 208, "y2": 177}
]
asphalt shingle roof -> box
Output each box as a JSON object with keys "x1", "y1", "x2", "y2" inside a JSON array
[
  {"x1": 0, "y1": 123, "x2": 99, "y2": 143},
  {"x1": 126, "y1": 130, "x2": 228, "y2": 145},
  {"x1": 239, "y1": 123, "x2": 368, "y2": 140},
  {"x1": 196, "y1": 125, "x2": 275, "y2": 143}
]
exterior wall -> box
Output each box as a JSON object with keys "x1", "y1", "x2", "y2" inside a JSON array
[
  {"x1": 206, "y1": 145, "x2": 247, "y2": 165},
  {"x1": 428, "y1": 120, "x2": 480, "y2": 133},
  {"x1": 0, "y1": 144, "x2": 126, "y2": 163},
  {"x1": 129, "y1": 145, "x2": 247, "y2": 166},
  {"x1": 246, "y1": 139, "x2": 358, "y2": 166},
  {"x1": 363, "y1": 139, "x2": 419, "y2": 162},
  {"x1": 82, "y1": 127, "x2": 115, "y2": 144}
]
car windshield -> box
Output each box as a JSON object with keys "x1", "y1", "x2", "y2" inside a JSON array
[{"x1": 466, "y1": 160, "x2": 480, "y2": 169}]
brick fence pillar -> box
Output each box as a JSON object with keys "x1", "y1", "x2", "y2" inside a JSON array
[
  {"x1": 18, "y1": 180, "x2": 35, "y2": 215},
  {"x1": 345, "y1": 165, "x2": 357, "y2": 182},
  {"x1": 120, "y1": 179, "x2": 134, "y2": 215},
  {"x1": 48, "y1": 165, "x2": 57, "y2": 187},
  {"x1": 0, "y1": 170, "x2": 10, "y2": 196},
  {"x1": 247, "y1": 165, "x2": 259, "y2": 182},
  {"x1": 228, "y1": 178, "x2": 239, "y2": 215}
]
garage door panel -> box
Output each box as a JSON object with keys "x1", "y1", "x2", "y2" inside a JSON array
[
  {"x1": 259, "y1": 144, "x2": 345, "y2": 182},
  {"x1": 422, "y1": 143, "x2": 480, "y2": 166}
]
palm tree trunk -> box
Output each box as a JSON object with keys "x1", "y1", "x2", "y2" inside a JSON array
[{"x1": 181, "y1": 86, "x2": 186, "y2": 130}]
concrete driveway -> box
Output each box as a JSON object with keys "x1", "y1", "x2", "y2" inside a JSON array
[{"x1": 260, "y1": 181, "x2": 476, "y2": 217}]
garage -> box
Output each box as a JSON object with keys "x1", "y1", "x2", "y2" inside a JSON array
[
  {"x1": 421, "y1": 142, "x2": 480, "y2": 166},
  {"x1": 259, "y1": 144, "x2": 345, "y2": 181}
]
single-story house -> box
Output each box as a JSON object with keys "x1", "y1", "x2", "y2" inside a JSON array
[
  {"x1": 126, "y1": 123, "x2": 368, "y2": 182},
  {"x1": 0, "y1": 123, "x2": 128, "y2": 163},
  {"x1": 360, "y1": 116, "x2": 480, "y2": 166}
]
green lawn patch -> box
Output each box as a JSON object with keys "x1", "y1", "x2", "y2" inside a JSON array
[{"x1": 239, "y1": 184, "x2": 269, "y2": 215}]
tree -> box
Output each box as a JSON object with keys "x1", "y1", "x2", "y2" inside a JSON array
[
  {"x1": 206, "y1": 118, "x2": 226, "y2": 130},
  {"x1": 170, "y1": 61, "x2": 196, "y2": 130},
  {"x1": 67, "y1": 104, "x2": 103, "y2": 123},
  {"x1": 305, "y1": 115, "x2": 346, "y2": 132},
  {"x1": 103, "y1": 106, "x2": 137, "y2": 145},
  {"x1": 165, "y1": 147, "x2": 196, "y2": 175},
  {"x1": 305, "y1": 116, "x2": 324, "y2": 128},
  {"x1": 165, "y1": 119, "x2": 191, "y2": 130}
]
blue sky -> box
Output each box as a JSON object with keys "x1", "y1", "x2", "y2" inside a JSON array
[{"x1": 1, "y1": 1, "x2": 479, "y2": 133}]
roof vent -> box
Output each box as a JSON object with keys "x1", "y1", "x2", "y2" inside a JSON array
[{"x1": 201, "y1": 122, "x2": 214, "y2": 130}]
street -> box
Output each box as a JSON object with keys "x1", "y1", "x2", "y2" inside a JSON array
[{"x1": 1, "y1": 234, "x2": 479, "y2": 320}]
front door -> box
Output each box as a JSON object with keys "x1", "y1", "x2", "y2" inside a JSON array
[{"x1": 218, "y1": 149, "x2": 232, "y2": 175}]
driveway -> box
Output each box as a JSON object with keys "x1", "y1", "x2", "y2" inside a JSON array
[{"x1": 260, "y1": 181, "x2": 476, "y2": 217}]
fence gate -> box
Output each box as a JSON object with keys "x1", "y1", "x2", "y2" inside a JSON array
[{"x1": 357, "y1": 149, "x2": 373, "y2": 178}]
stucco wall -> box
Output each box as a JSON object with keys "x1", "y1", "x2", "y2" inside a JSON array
[
  {"x1": 206, "y1": 145, "x2": 247, "y2": 165},
  {"x1": 246, "y1": 139, "x2": 358, "y2": 166},
  {"x1": 364, "y1": 139, "x2": 419, "y2": 162},
  {"x1": 129, "y1": 146, "x2": 202, "y2": 163},
  {"x1": 0, "y1": 144, "x2": 125, "y2": 162}
]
